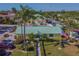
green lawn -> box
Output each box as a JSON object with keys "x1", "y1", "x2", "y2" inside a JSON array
[
  {"x1": 12, "y1": 44, "x2": 36, "y2": 56},
  {"x1": 11, "y1": 41, "x2": 68, "y2": 56}
]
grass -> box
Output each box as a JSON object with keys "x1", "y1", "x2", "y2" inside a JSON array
[
  {"x1": 11, "y1": 41, "x2": 67, "y2": 56},
  {"x1": 12, "y1": 44, "x2": 36, "y2": 56},
  {"x1": 11, "y1": 38, "x2": 79, "y2": 56},
  {"x1": 12, "y1": 50, "x2": 36, "y2": 56},
  {"x1": 41, "y1": 42, "x2": 66, "y2": 56}
]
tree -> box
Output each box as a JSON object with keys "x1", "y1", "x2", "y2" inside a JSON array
[
  {"x1": 41, "y1": 34, "x2": 47, "y2": 56},
  {"x1": 11, "y1": 7, "x2": 17, "y2": 13},
  {"x1": 14, "y1": 5, "x2": 38, "y2": 53}
]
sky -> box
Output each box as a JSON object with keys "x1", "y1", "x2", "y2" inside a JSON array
[{"x1": 0, "y1": 3, "x2": 79, "y2": 11}]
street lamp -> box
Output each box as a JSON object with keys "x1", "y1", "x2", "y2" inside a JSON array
[
  {"x1": 35, "y1": 31, "x2": 41, "y2": 56},
  {"x1": 35, "y1": 31, "x2": 46, "y2": 56}
]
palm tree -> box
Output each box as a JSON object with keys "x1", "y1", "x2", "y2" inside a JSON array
[
  {"x1": 41, "y1": 34, "x2": 46, "y2": 56},
  {"x1": 19, "y1": 5, "x2": 32, "y2": 52},
  {"x1": 14, "y1": 5, "x2": 38, "y2": 55},
  {"x1": 15, "y1": 5, "x2": 47, "y2": 56},
  {"x1": 11, "y1": 7, "x2": 17, "y2": 13}
]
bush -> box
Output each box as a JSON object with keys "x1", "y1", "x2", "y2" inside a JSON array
[{"x1": 27, "y1": 46, "x2": 34, "y2": 51}]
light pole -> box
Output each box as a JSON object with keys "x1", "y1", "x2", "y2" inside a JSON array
[
  {"x1": 36, "y1": 38, "x2": 41, "y2": 56},
  {"x1": 35, "y1": 31, "x2": 46, "y2": 56},
  {"x1": 35, "y1": 31, "x2": 41, "y2": 56}
]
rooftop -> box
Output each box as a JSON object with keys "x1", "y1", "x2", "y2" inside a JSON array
[{"x1": 14, "y1": 24, "x2": 62, "y2": 34}]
